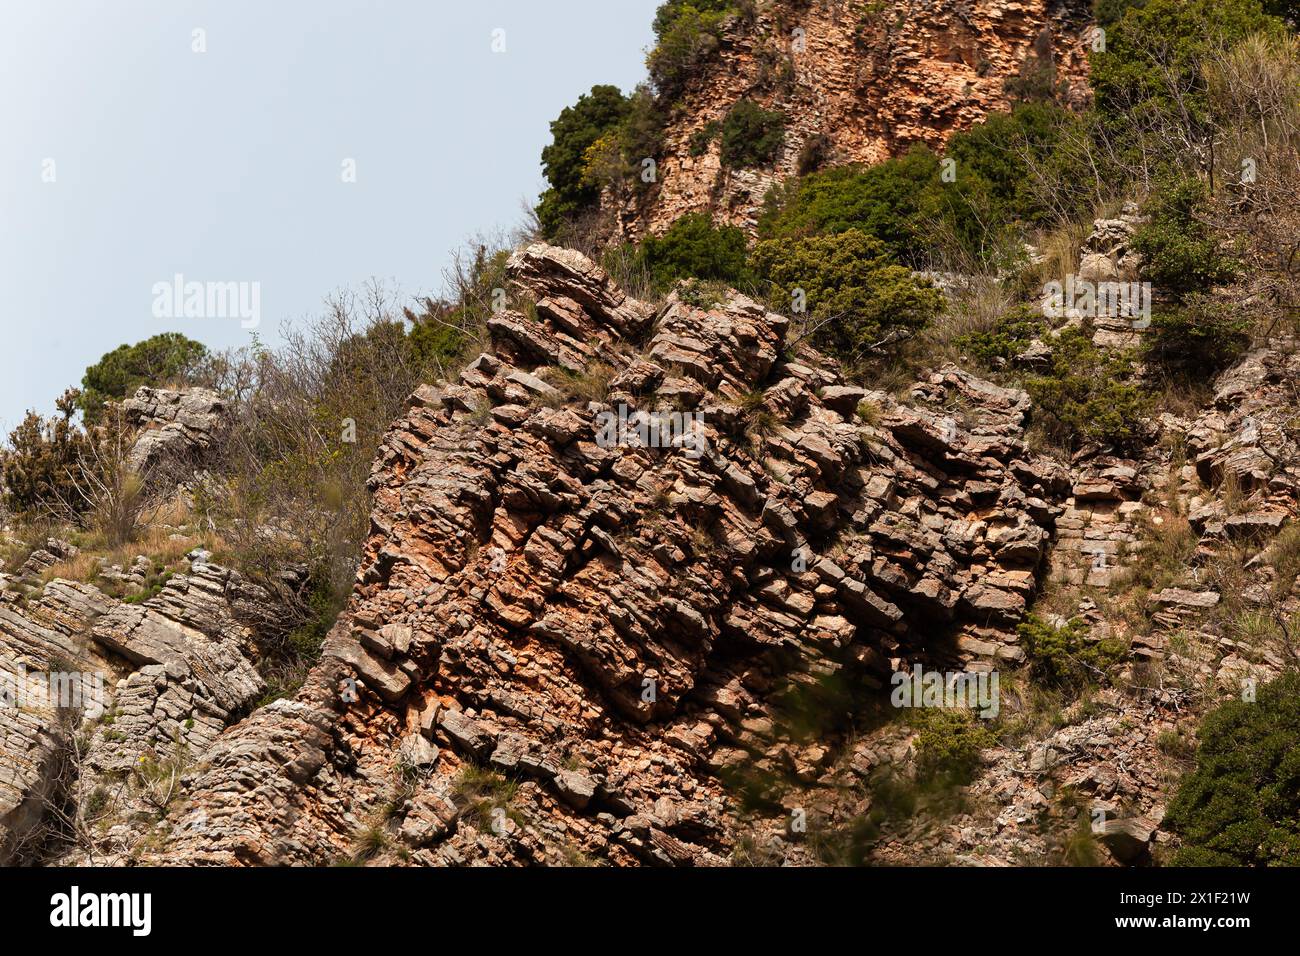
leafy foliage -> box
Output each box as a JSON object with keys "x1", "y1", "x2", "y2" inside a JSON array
[
  {"x1": 1164, "y1": 673, "x2": 1300, "y2": 866},
  {"x1": 1143, "y1": 296, "x2": 1251, "y2": 379},
  {"x1": 80, "y1": 333, "x2": 209, "y2": 424},
  {"x1": 647, "y1": 3, "x2": 734, "y2": 98},
  {"x1": 1024, "y1": 327, "x2": 1149, "y2": 452},
  {"x1": 633, "y1": 212, "x2": 751, "y2": 291},
  {"x1": 537, "y1": 85, "x2": 631, "y2": 238},
  {"x1": 911, "y1": 709, "x2": 998, "y2": 784},
  {"x1": 750, "y1": 230, "x2": 943, "y2": 358},
  {"x1": 758, "y1": 104, "x2": 1085, "y2": 266},
  {"x1": 1131, "y1": 175, "x2": 1238, "y2": 297},
  {"x1": 954, "y1": 307, "x2": 1044, "y2": 368},
  {"x1": 1090, "y1": 0, "x2": 1281, "y2": 124},
  {"x1": 719, "y1": 99, "x2": 786, "y2": 168},
  {"x1": 758, "y1": 146, "x2": 941, "y2": 261},
  {"x1": 1017, "y1": 614, "x2": 1127, "y2": 690},
  {"x1": 1, "y1": 390, "x2": 92, "y2": 517}
]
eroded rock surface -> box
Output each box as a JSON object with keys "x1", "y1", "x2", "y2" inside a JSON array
[
  {"x1": 0, "y1": 557, "x2": 280, "y2": 864},
  {"x1": 610, "y1": 0, "x2": 1093, "y2": 241},
  {"x1": 124, "y1": 386, "x2": 228, "y2": 474},
  {"x1": 133, "y1": 244, "x2": 1080, "y2": 866}
]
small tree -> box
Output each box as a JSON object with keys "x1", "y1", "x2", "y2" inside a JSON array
[
  {"x1": 80, "y1": 333, "x2": 209, "y2": 424},
  {"x1": 634, "y1": 212, "x2": 751, "y2": 291},
  {"x1": 1, "y1": 390, "x2": 92, "y2": 518},
  {"x1": 536, "y1": 85, "x2": 631, "y2": 238}
]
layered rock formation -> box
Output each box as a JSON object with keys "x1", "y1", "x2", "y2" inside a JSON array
[
  {"x1": 116, "y1": 244, "x2": 1085, "y2": 866},
  {"x1": 4, "y1": 243, "x2": 1295, "y2": 866},
  {"x1": 614, "y1": 0, "x2": 1093, "y2": 239},
  {"x1": 0, "y1": 555, "x2": 282, "y2": 864},
  {"x1": 124, "y1": 386, "x2": 228, "y2": 475}
]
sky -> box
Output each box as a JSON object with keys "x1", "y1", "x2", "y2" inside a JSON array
[{"x1": 0, "y1": 0, "x2": 660, "y2": 432}]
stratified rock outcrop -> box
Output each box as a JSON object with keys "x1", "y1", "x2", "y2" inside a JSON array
[
  {"x1": 0, "y1": 558, "x2": 280, "y2": 864},
  {"x1": 135, "y1": 244, "x2": 1073, "y2": 866},
  {"x1": 124, "y1": 386, "x2": 228, "y2": 474}
]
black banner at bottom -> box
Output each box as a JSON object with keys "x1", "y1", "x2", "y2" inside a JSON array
[{"x1": 0, "y1": 865, "x2": 1286, "y2": 943}]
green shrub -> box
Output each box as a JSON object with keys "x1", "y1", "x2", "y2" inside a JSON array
[
  {"x1": 1132, "y1": 175, "x2": 1239, "y2": 297},
  {"x1": 911, "y1": 709, "x2": 997, "y2": 785},
  {"x1": 652, "y1": 0, "x2": 735, "y2": 38},
  {"x1": 80, "y1": 332, "x2": 209, "y2": 424},
  {"x1": 758, "y1": 146, "x2": 940, "y2": 262},
  {"x1": 536, "y1": 84, "x2": 631, "y2": 238},
  {"x1": 1024, "y1": 327, "x2": 1149, "y2": 452},
  {"x1": 954, "y1": 306, "x2": 1044, "y2": 368},
  {"x1": 1143, "y1": 296, "x2": 1251, "y2": 379},
  {"x1": 1164, "y1": 672, "x2": 1300, "y2": 866},
  {"x1": 1093, "y1": 0, "x2": 1147, "y2": 28},
  {"x1": 758, "y1": 103, "x2": 1083, "y2": 266},
  {"x1": 750, "y1": 230, "x2": 943, "y2": 359},
  {"x1": 647, "y1": 3, "x2": 733, "y2": 98},
  {"x1": 943, "y1": 102, "x2": 1080, "y2": 230},
  {"x1": 634, "y1": 212, "x2": 750, "y2": 290},
  {"x1": 719, "y1": 99, "x2": 786, "y2": 168},
  {"x1": 688, "y1": 120, "x2": 721, "y2": 156},
  {"x1": 1, "y1": 390, "x2": 93, "y2": 517},
  {"x1": 1017, "y1": 613, "x2": 1127, "y2": 690}
]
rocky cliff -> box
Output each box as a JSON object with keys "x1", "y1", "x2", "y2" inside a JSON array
[
  {"x1": 614, "y1": 0, "x2": 1093, "y2": 240},
  {"x1": 0, "y1": 243, "x2": 1264, "y2": 867},
  {"x1": 4, "y1": 1, "x2": 1294, "y2": 869}
]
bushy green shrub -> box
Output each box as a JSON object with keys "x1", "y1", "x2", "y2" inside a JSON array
[
  {"x1": 750, "y1": 230, "x2": 943, "y2": 358},
  {"x1": 1024, "y1": 327, "x2": 1149, "y2": 452},
  {"x1": 719, "y1": 99, "x2": 786, "y2": 168},
  {"x1": 1017, "y1": 614, "x2": 1127, "y2": 690},
  {"x1": 536, "y1": 85, "x2": 631, "y2": 238},
  {"x1": 1, "y1": 390, "x2": 93, "y2": 517},
  {"x1": 1132, "y1": 175, "x2": 1239, "y2": 297},
  {"x1": 943, "y1": 102, "x2": 1081, "y2": 230},
  {"x1": 1164, "y1": 673, "x2": 1300, "y2": 866},
  {"x1": 757, "y1": 146, "x2": 940, "y2": 262},
  {"x1": 80, "y1": 332, "x2": 209, "y2": 424},
  {"x1": 652, "y1": 0, "x2": 735, "y2": 38},
  {"x1": 633, "y1": 212, "x2": 750, "y2": 291},
  {"x1": 1143, "y1": 296, "x2": 1251, "y2": 379},
  {"x1": 647, "y1": 3, "x2": 734, "y2": 98},
  {"x1": 758, "y1": 103, "x2": 1084, "y2": 266},
  {"x1": 911, "y1": 709, "x2": 998, "y2": 784},
  {"x1": 954, "y1": 306, "x2": 1044, "y2": 368}
]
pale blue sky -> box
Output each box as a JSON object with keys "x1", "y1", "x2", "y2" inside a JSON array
[{"x1": 0, "y1": 0, "x2": 659, "y2": 431}]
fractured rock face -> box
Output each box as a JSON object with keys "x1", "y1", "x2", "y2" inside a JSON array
[
  {"x1": 124, "y1": 386, "x2": 228, "y2": 475},
  {"x1": 134, "y1": 244, "x2": 1074, "y2": 866},
  {"x1": 608, "y1": 0, "x2": 1093, "y2": 241},
  {"x1": 0, "y1": 559, "x2": 277, "y2": 865}
]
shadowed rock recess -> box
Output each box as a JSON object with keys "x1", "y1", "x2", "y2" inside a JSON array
[{"x1": 123, "y1": 245, "x2": 1073, "y2": 866}]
